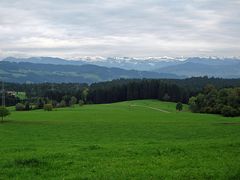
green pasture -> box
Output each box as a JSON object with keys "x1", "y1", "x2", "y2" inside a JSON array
[{"x1": 0, "y1": 100, "x2": 240, "y2": 179}]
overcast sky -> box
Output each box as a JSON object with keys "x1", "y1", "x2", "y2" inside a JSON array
[{"x1": 0, "y1": 0, "x2": 239, "y2": 59}]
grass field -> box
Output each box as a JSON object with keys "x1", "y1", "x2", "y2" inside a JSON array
[{"x1": 0, "y1": 100, "x2": 240, "y2": 179}]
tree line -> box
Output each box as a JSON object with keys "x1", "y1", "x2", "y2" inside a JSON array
[
  {"x1": 0, "y1": 77, "x2": 240, "y2": 116},
  {"x1": 189, "y1": 85, "x2": 240, "y2": 117},
  {"x1": 87, "y1": 79, "x2": 192, "y2": 104}
]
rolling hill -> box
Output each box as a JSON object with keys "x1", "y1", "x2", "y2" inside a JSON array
[
  {"x1": 156, "y1": 61, "x2": 240, "y2": 78},
  {"x1": 0, "y1": 61, "x2": 180, "y2": 83},
  {"x1": 2, "y1": 56, "x2": 240, "y2": 78},
  {"x1": 1, "y1": 100, "x2": 240, "y2": 179}
]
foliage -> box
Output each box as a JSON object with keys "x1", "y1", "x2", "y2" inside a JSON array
[
  {"x1": 15, "y1": 103, "x2": 32, "y2": 111},
  {"x1": 51, "y1": 100, "x2": 58, "y2": 108},
  {"x1": 62, "y1": 95, "x2": 71, "y2": 106},
  {"x1": 2, "y1": 77, "x2": 240, "y2": 107},
  {"x1": 163, "y1": 93, "x2": 170, "y2": 101},
  {"x1": 79, "y1": 100, "x2": 84, "y2": 106},
  {"x1": 35, "y1": 98, "x2": 45, "y2": 109},
  {"x1": 189, "y1": 86, "x2": 240, "y2": 117},
  {"x1": 58, "y1": 100, "x2": 66, "y2": 108},
  {"x1": 0, "y1": 106, "x2": 10, "y2": 121},
  {"x1": 176, "y1": 102, "x2": 183, "y2": 111},
  {"x1": 70, "y1": 96, "x2": 77, "y2": 106},
  {"x1": 88, "y1": 79, "x2": 190, "y2": 104},
  {"x1": 43, "y1": 104, "x2": 53, "y2": 111},
  {"x1": 15, "y1": 92, "x2": 27, "y2": 100},
  {"x1": 24, "y1": 102, "x2": 31, "y2": 111},
  {"x1": 221, "y1": 106, "x2": 239, "y2": 117},
  {"x1": 81, "y1": 88, "x2": 89, "y2": 103},
  {"x1": 15, "y1": 103, "x2": 25, "y2": 111}
]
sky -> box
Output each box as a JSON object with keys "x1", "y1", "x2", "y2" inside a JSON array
[{"x1": 0, "y1": 0, "x2": 240, "y2": 59}]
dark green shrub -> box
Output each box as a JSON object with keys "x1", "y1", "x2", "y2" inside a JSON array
[
  {"x1": 15, "y1": 103, "x2": 25, "y2": 111},
  {"x1": 43, "y1": 104, "x2": 53, "y2": 111},
  {"x1": 176, "y1": 102, "x2": 183, "y2": 111},
  {"x1": 24, "y1": 102, "x2": 31, "y2": 111},
  {"x1": 221, "y1": 106, "x2": 238, "y2": 117}
]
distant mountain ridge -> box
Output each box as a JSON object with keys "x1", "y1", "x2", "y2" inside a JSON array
[
  {"x1": 2, "y1": 56, "x2": 240, "y2": 79},
  {"x1": 155, "y1": 59, "x2": 240, "y2": 78},
  {"x1": 2, "y1": 56, "x2": 182, "y2": 70},
  {"x1": 3, "y1": 57, "x2": 85, "y2": 66},
  {"x1": 0, "y1": 61, "x2": 180, "y2": 83}
]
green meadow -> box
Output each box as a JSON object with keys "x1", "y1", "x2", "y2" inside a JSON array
[{"x1": 0, "y1": 100, "x2": 240, "y2": 179}]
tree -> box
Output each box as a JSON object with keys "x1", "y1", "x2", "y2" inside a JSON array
[
  {"x1": 189, "y1": 87, "x2": 240, "y2": 117},
  {"x1": 59, "y1": 100, "x2": 66, "y2": 107},
  {"x1": 36, "y1": 98, "x2": 44, "y2": 109},
  {"x1": 203, "y1": 84, "x2": 216, "y2": 94},
  {"x1": 70, "y1": 96, "x2": 77, "y2": 106},
  {"x1": 79, "y1": 100, "x2": 84, "y2": 106},
  {"x1": 163, "y1": 93, "x2": 170, "y2": 101},
  {"x1": 62, "y1": 95, "x2": 71, "y2": 106},
  {"x1": 188, "y1": 97, "x2": 198, "y2": 112},
  {"x1": 221, "y1": 105, "x2": 239, "y2": 117},
  {"x1": 51, "y1": 100, "x2": 57, "y2": 108},
  {"x1": 0, "y1": 106, "x2": 10, "y2": 122},
  {"x1": 176, "y1": 102, "x2": 183, "y2": 111},
  {"x1": 81, "y1": 88, "x2": 89, "y2": 103},
  {"x1": 43, "y1": 104, "x2": 53, "y2": 111},
  {"x1": 25, "y1": 102, "x2": 31, "y2": 111}
]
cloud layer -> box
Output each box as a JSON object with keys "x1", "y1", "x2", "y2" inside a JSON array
[{"x1": 0, "y1": 0, "x2": 239, "y2": 58}]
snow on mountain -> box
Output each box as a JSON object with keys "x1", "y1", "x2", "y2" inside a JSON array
[{"x1": 2, "y1": 56, "x2": 240, "y2": 72}]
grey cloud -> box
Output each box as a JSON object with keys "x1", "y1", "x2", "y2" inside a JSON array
[{"x1": 0, "y1": 0, "x2": 239, "y2": 58}]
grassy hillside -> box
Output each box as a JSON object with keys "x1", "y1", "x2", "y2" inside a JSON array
[{"x1": 0, "y1": 100, "x2": 240, "y2": 179}]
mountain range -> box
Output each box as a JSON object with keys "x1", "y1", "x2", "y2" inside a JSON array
[
  {"x1": 0, "y1": 56, "x2": 240, "y2": 83},
  {"x1": 0, "y1": 61, "x2": 179, "y2": 83}
]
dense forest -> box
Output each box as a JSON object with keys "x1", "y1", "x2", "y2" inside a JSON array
[{"x1": 1, "y1": 77, "x2": 240, "y2": 116}]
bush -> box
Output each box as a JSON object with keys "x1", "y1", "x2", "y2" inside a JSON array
[
  {"x1": 15, "y1": 103, "x2": 25, "y2": 111},
  {"x1": 79, "y1": 100, "x2": 84, "y2": 106},
  {"x1": 0, "y1": 106, "x2": 10, "y2": 122},
  {"x1": 43, "y1": 104, "x2": 53, "y2": 111},
  {"x1": 176, "y1": 102, "x2": 183, "y2": 111},
  {"x1": 221, "y1": 106, "x2": 239, "y2": 117}
]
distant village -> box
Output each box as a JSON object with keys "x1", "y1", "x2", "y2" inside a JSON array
[{"x1": 6, "y1": 91, "x2": 17, "y2": 96}]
